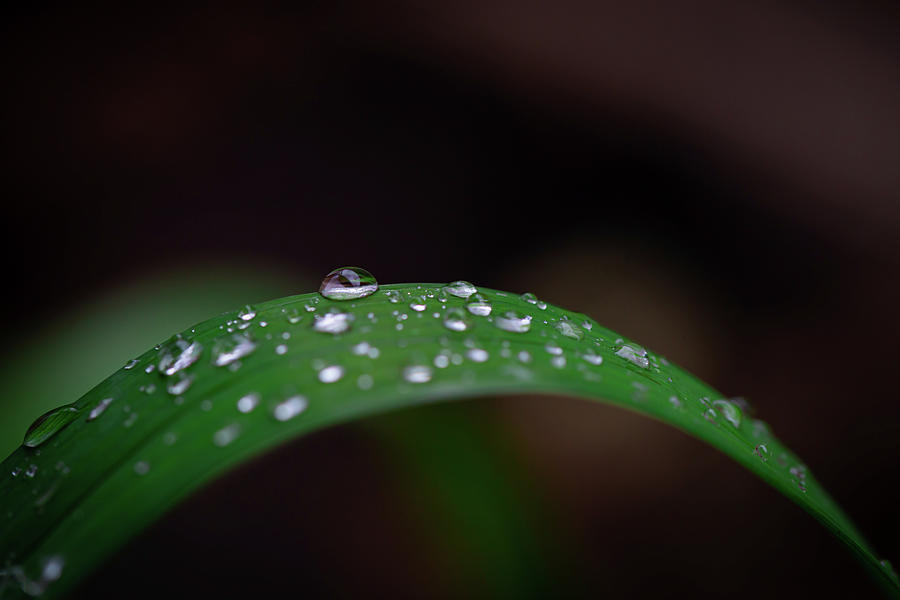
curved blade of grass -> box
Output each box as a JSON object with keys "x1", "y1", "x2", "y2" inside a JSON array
[{"x1": 0, "y1": 283, "x2": 897, "y2": 597}]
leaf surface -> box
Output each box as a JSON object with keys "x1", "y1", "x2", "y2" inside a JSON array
[{"x1": 1, "y1": 283, "x2": 897, "y2": 597}]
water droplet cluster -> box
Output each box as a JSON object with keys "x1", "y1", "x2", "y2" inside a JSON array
[{"x1": 1, "y1": 268, "x2": 853, "y2": 592}]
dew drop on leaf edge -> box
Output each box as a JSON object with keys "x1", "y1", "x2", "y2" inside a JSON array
[
  {"x1": 319, "y1": 267, "x2": 378, "y2": 301},
  {"x1": 23, "y1": 405, "x2": 80, "y2": 448}
]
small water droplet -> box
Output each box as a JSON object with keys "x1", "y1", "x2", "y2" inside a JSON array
[
  {"x1": 23, "y1": 405, "x2": 80, "y2": 448},
  {"x1": 754, "y1": 443, "x2": 770, "y2": 462},
  {"x1": 517, "y1": 350, "x2": 532, "y2": 363},
  {"x1": 312, "y1": 310, "x2": 354, "y2": 334},
  {"x1": 166, "y1": 373, "x2": 194, "y2": 396},
  {"x1": 544, "y1": 343, "x2": 563, "y2": 356},
  {"x1": 466, "y1": 348, "x2": 489, "y2": 363},
  {"x1": 444, "y1": 280, "x2": 477, "y2": 299},
  {"x1": 134, "y1": 461, "x2": 150, "y2": 476},
  {"x1": 550, "y1": 355, "x2": 566, "y2": 369},
  {"x1": 357, "y1": 374, "x2": 374, "y2": 390},
  {"x1": 284, "y1": 307, "x2": 303, "y2": 324},
  {"x1": 213, "y1": 423, "x2": 242, "y2": 447},
  {"x1": 384, "y1": 290, "x2": 402, "y2": 303},
  {"x1": 521, "y1": 292, "x2": 538, "y2": 304},
  {"x1": 880, "y1": 560, "x2": 898, "y2": 582},
  {"x1": 273, "y1": 395, "x2": 308, "y2": 421},
  {"x1": 579, "y1": 349, "x2": 603, "y2": 365},
  {"x1": 494, "y1": 310, "x2": 532, "y2": 333},
  {"x1": 275, "y1": 344, "x2": 288, "y2": 355},
  {"x1": 729, "y1": 396, "x2": 755, "y2": 417},
  {"x1": 442, "y1": 308, "x2": 471, "y2": 332},
  {"x1": 434, "y1": 353, "x2": 451, "y2": 368},
  {"x1": 124, "y1": 358, "x2": 139, "y2": 370},
  {"x1": 750, "y1": 419, "x2": 771, "y2": 439},
  {"x1": 237, "y1": 392, "x2": 260, "y2": 413},
  {"x1": 554, "y1": 320, "x2": 584, "y2": 340},
  {"x1": 318, "y1": 365, "x2": 345, "y2": 383},
  {"x1": 712, "y1": 399, "x2": 743, "y2": 428},
  {"x1": 41, "y1": 556, "x2": 64, "y2": 583},
  {"x1": 319, "y1": 267, "x2": 378, "y2": 301},
  {"x1": 669, "y1": 395, "x2": 682, "y2": 408},
  {"x1": 403, "y1": 365, "x2": 433, "y2": 383},
  {"x1": 614, "y1": 343, "x2": 649, "y2": 368},
  {"x1": 158, "y1": 339, "x2": 203, "y2": 376},
  {"x1": 86, "y1": 398, "x2": 114, "y2": 422},
  {"x1": 237, "y1": 305, "x2": 257, "y2": 322},
  {"x1": 25, "y1": 464, "x2": 38, "y2": 478},
  {"x1": 466, "y1": 295, "x2": 492, "y2": 316},
  {"x1": 409, "y1": 296, "x2": 427, "y2": 312},
  {"x1": 144, "y1": 364, "x2": 156, "y2": 374},
  {"x1": 212, "y1": 334, "x2": 257, "y2": 366}
]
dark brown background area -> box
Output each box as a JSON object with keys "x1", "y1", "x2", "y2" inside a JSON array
[{"x1": 2, "y1": 2, "x2": 899, "y2": 598}]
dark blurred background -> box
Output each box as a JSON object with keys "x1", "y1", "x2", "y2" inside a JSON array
[{"x1": 2, "y1": 2, "x2": 899, "y2": 597}]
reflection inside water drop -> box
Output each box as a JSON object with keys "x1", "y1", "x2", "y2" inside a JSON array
[
  {"x1": 495, "y1": 311, "x2": 532, "y2": 333},
  {"x1": 444, "y1": 280, "x2": 477, "y2": 299},
  {"x1": 319, "y1": 267, "x2": 378, "y2": 301},
  {"x1": 23, "y1": 405, "x2": 80, "y2": 448},
  {"x1": 614, "y1": 343, "x2": 649, "y2": 368}
]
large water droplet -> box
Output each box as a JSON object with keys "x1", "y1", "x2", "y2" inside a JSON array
[
  {"x1": 494, "y1": 310, "x2": 532, "y2": 333},
  {"x1": 444, "y1": 280, "x2": 477, "y2": 299},
  {"x1": 442, "y1": 308, "x2": 471, "y2": 332},
  {"x1": 712, "y1": 399, "x2": 743, "y2": 428},
  {"x1": 23, "y1": 405, "x2": 80, "y2": 448},
  {"x1": 312, "y1": 310, "x2": 354, "y2": 334},
  {"x1": 86, "y1": 398, "x2": 114, "y2": 422},
  {"x1": 319, "y1": 267, "x2": 378, "y2": 301},
  {"x1": 212, "y1": 334, "x2": 257, "y2": 367},
  {"x1": 273, "y1": 395, "x2": 308, "y2": 421},
  {"x1": 614, "y1": 343, "x2": 649, "y2": 368},
  {"x1": 158, "y1": 339, "x2": 203, "y2": 376}
]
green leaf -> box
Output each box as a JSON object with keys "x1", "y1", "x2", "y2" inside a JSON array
[{"x1": 1, "y1": 283, "x2": 897, "y2": 597}]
